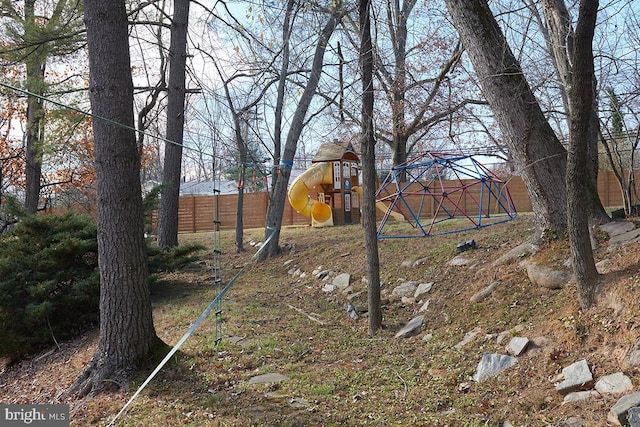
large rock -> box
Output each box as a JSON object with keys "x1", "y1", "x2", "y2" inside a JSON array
[
  {"x1": 414, "y1": 282, "x2": 434, "y2": 300},
  {"x1": 454, "y1": 327, "x2": 482, "y2": 350},
  {"x1": 392, "y1": 281, "x2": 419, "y2": 298},
  {"x1": 595, "y1": 372, "x2": 633, "y2": 395},
  {"x1": 563, "y1": 390, "x2": 600, "y2": 404},
  {"x1": 395, "y1": 315, "x2": 424, "y2": 338},
  {"x1": 609, "y1": 228, "x2": 640, "y2": 246},
  {"x1": 489, "y1": 241, "x2": 539, "y2": 268},
  {"x1": 248, "y1": 373, "x2": 289, "y2": 385},
  {"x1": 333, "y1": 273, "x2": 351, "y2": 290},
  {"x1": 599, "y1": 221, "x2": 635, "y2": 237},
  {"x1": 506, "y1": 336, "x2": 530, "y2": 357},
  {"x1": 470, "y1": 281, "x2": 501, "y2": 303},
  {"x1": 448, "y1": 255, "x2": 471, "y2": 266},
  {"x1": 521, "y1": 261, "x2": 571, "y2": 290},
  {"x1": 629, "y1": 407, "x2": 640, "y2": 427},
  {"x1": 472, "y1": 353, "x2": 517, "y2": 382},
  {"x1": 555, "y1": 359, "x2": 594, "y2": 395},
  {"x1": 608, "y1": 392, "x2": 640, "y2": 425}
]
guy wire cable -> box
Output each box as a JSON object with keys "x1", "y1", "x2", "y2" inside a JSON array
[
  {"x1": 0, "y1": 81, "x2": 213, "y2": 156},
  {"x1": 107, "y1": 226, "x2": 277, "y2": 427},
  {"x1": 0, "y1": 79, "x2": 278, "y2": 424}
]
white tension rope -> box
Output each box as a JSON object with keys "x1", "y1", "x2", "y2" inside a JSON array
[
  {"x1": 108, "y1": 227, "x2": 276, "y2": 426},
  {"x1": 0, "y1": 80, "x2": 275, "y2": 425},
  {"x1": 0, "y1": 81, "x2": 209, "y2": 155}
]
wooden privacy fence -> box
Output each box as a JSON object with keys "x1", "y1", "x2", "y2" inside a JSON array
[
  {"x1": 47, "y1": 171, "x2": 633, "y2": 232},
  {"x1": 148, "y1": 192, "x2": 310, "y2": 233},
  {"x1": 159, "y1": 171, "x2": 633, "y2": 233}
]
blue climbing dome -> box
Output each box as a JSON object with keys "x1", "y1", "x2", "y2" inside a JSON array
[{"x1": 375, "y1": 152, "x2": 517, "y2": 239}]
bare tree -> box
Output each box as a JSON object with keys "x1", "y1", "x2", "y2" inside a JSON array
[
  {"x1": 534, "y1": 0, "x2": 608, "y2": 221},
  {"x1": 259, "y1": 0, "x2": 346, "y2": 259},
  {"x1": 600, "y1": 87, "x2": 640, "y2": 216},
  {"x1": 157, "y1": 0, "x2": 190, "y2": 249},
  {"x1": 443, "y1": 0, "x2": 568, "y2": 236},
  {"x1": 70, "y1": 0, "x2": 164, "y2": 396},
  {"x1": 566, "y1": 0, "x2": 599, "y2": 309},
  {"x1": 359, "y1": 0, "x2": 382, "y2": 335}
]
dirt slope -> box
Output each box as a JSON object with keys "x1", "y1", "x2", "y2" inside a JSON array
[{"x1": 2, "y1": 213, "x2": 640, "y2": 426}]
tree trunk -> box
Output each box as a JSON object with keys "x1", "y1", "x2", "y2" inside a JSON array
[
  {"x1": 24, "y1": 93, "x2": 43, "y2": 213},
  {"x1": 157, "y1": 0, "x2": 190, "y2": 249},
  {"x1": 259, "y1": 2, "x2": 345, "y2": 260},
  {"x1": 444, "y1": 0, "x2": 568, "y2": 237},
  {"x1": 272, "y1": 0, "x2": 296, "y2": 189},
  {"x1": 235, "y1": 158, "x2": 245, "y2": 253},
  {"x1": 360, "y1": 0, "x2": 383, "y2": 335},
  {"x1": 388, "y1": 0, "x2": 415, "y2": 168},
  {"x1": 566, "y1": 0, "x2": 599, "y2": 309},
  {"x1": 70, "y1": 0, "x2": 163, "y2": 397},
  {"x1": 23, "y1": 0, "x2": 45, "y2": 214},
  {"x1": 539, "y1": 0, "x2": 608, "y2": 223}
]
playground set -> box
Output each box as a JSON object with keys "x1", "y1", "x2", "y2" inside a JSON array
[
  {"x1": 287, "y1": 141, "x2": 361, "y2": 227},
  {"x1": 287, "y1": 143, "x2": 517, "y2": 238}
]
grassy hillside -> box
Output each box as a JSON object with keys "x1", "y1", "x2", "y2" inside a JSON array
[{"x1": 2, "y1": 213, "x2": 640, "y2": 426}]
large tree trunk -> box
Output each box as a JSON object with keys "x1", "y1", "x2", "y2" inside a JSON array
[
  {"x1": 567, "y1": 0, "x2": 600, "y2": 309},
  {"x1": 539, "y1": 0, "x2": 608, "y2": 222},
  {"x1": 259, "y1": 2, "x2": 345, "y2": 260},
  {"x1": 23, "y1": 0, "x2": 45, "y2": 214},
  {"x1": 70, "y1": 0, "x2": 163, "y2": 397},
  {"x1": 157, "y1": 0, "x2": 190, "y2": 249},
  {"x1": 360, "y1": 0, "x2": 383, "y2": 335},
  {"x1": 444, "y1": 0, "x2": 568, "y2": 237},
  {"x1": 24, "y1": 92, "x2": 43, "y2": 213}
]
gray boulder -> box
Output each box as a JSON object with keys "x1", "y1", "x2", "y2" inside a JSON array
[
  {"x1": 555, "y1": 359, "x2": 594, "y2": 395},
  {"x1": 595, "y1": 372, "x2": 633, "y2": 395},
  {"x1": 395, "y1": 315, "x2": 424, "y2": 338},
  {"x1": 392, "y1": 281, "x2": 419, "y2": 298},
  {"x1": 472, "y1": 353, "x2": 517, "y2": 382},
  {"x1": 414, "y1": 282, "x2": 434, "y2": 300},
  {"x1": 608, "y1": 392, "x2": 640, "y2": 426},
  {"x1": 506, "y1": 336, "x2": 530, "y2": 357},
  {"x1": 521, "y1": 260, "x2": 571, "y2": 290}
]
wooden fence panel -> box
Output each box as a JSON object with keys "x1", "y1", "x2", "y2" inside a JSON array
[{"x1": 45, "y1": 171, "x2": 640, "y2": 233}]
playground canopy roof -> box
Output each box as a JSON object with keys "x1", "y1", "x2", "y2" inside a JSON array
[{"x1": 312, "y1": 140, "x2": 359, "y2": 163}]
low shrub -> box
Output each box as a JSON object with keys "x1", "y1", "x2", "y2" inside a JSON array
[
  {"x1": 0, "y1": 211, "x2": 205, "y2": 359},
  {"x1": 0, "y1": 212, "x2": 100, "y2": 358}
]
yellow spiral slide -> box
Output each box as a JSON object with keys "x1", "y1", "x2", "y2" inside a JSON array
[{"x1": 287, "y1": 162, "x2": 334, "y2": 227}]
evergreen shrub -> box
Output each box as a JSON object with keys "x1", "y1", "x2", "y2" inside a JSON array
[
  {"x1": 0, "y1": 210, "x2": 206, "y2": 359},
  {"x1": 0, "y1": 212, "x2": 99, "y2": 358}
]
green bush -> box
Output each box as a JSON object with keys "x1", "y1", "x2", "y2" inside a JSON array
[
  {"x1": 0, "y1": 211, "x2": 206, "y2": 359},
  {"x1": 0, "y1": 212, "x2": 100, "y2": 358},
  {"x1": 147, "y1": 242, "x2": 206, "y2": 273}
]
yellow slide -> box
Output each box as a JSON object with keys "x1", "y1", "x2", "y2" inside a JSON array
[
  {"x1": 288, "y1": 162, "x2": 334, "y2": 227},
  {"x1": 353, "y1": 186, "x2": 405, "y2": 221}
]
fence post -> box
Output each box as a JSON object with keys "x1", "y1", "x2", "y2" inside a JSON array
[{"x1": 191, "y1": 196, "x2": 196, "y2": 233}]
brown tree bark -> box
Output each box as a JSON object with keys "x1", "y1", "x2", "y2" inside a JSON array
[
  {"x1": 157, "y1": 0, "x2": 190, "y2": 249},
  {"x1": 443, "y1": 0, "x2": 568, "y2": 237},
  {"x1": 538, "y1": 0, "x2": 608, "y2": 222},
  {"x1": 260, "y1": 2, "x2": 345, "y2": 260},
  {"x1": 360, "y1": 0, "x2": 382, "y2": 335},
  {"x1": 566, "y1": 0, "x2": 600, "y2": 309},
  {"x1": 70, "y1": 0, "x2": 164, "y2": 397},
  {"x1": 23, "y1": 0, "x2": 45, "y2": 214}
]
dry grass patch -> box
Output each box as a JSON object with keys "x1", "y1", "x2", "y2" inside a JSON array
[{"x1": 3, "y1": 214, "x2": 640, "y2": 426}]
